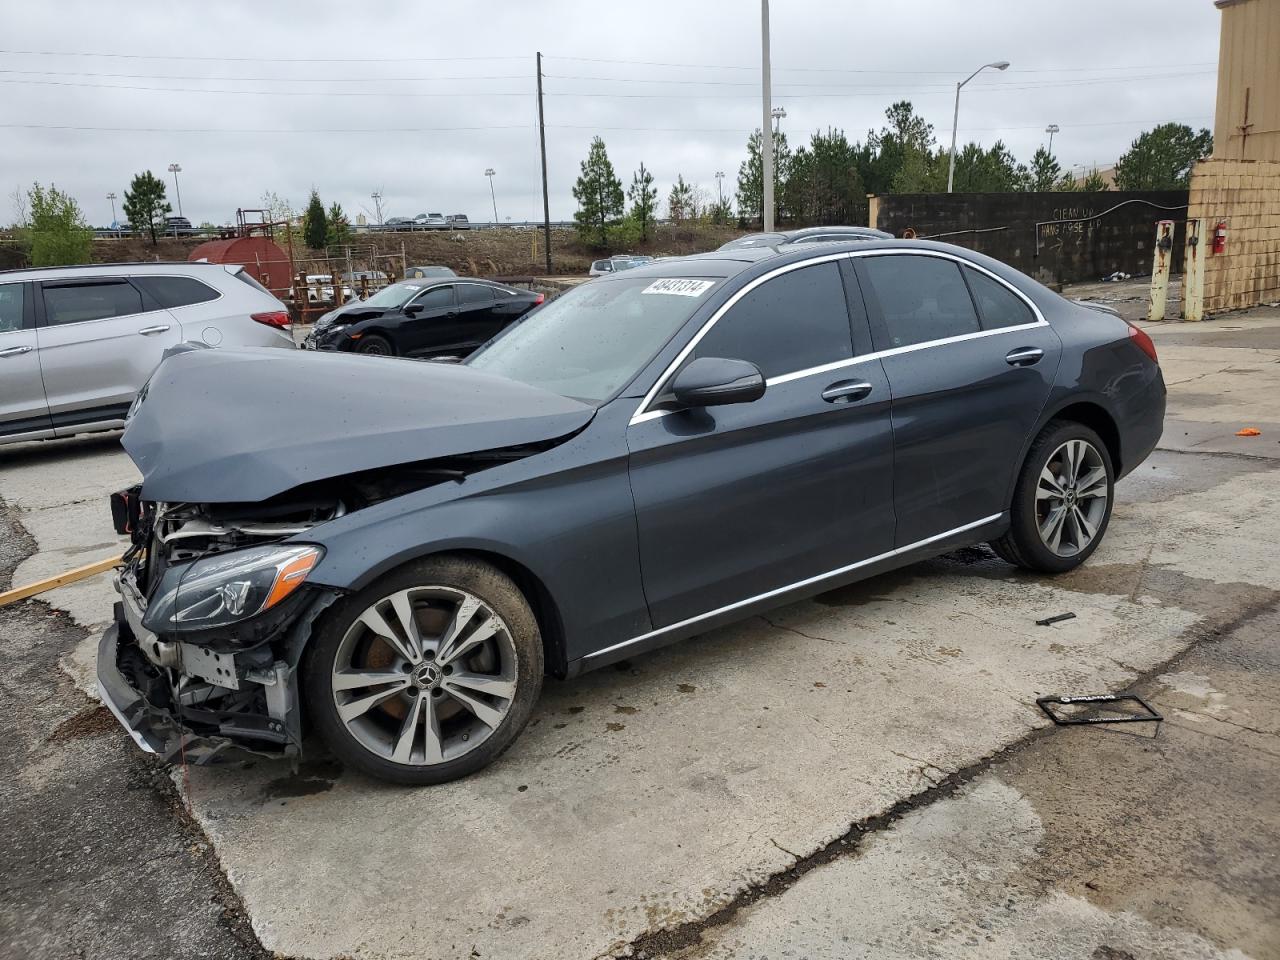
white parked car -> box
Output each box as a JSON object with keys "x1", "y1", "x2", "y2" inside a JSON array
[
  {"x1": 0, "y1": 262, "x2": 296, "y2": 445},
  {"x1": 304, "y1": 274, "x2": 354, "y2": 304}
]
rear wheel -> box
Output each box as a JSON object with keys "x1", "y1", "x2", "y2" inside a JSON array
[
  {"x1": 356, "y1": 334, "x2": 394, "y2": 356},
  {"x1": 303, "y1": 556, "x2": 543, "y2": 785},
  {"x1": 989, "y1": 419, "x2": 1114, "y2": 573}
]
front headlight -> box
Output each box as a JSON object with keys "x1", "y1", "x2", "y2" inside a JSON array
[{"x1": 143, "y1": 544, "x2": 323, "y2": 633}]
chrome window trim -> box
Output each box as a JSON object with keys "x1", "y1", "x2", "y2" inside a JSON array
[
  {"x1": 582, "y1": 511, "x2": 1005, "y2": 665},
  {"x1": 628, "y1": 247, "x2": 1048, "y2": 427}
]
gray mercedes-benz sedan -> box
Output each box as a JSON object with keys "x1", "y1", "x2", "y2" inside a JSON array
[{"x1": 98, "y1": 240, "x2": 1165, "y2": 784}]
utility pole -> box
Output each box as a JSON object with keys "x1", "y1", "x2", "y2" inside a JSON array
[
  {"x1": 106, "y1": 192, "x2": 118, "y2": 235},
  {"x1": 485, "y1": 168, "x2": 499, "y2": 225},
  {"x1": 947, "y1": 61, "x2": 1009, "y2": 193},
  {"x1": 715, "y1": 171, "x2": 724, "y2": 206},
  {"x1": 1045, "y1": 123, "x2": 1060, "y2": 156},
  {"x1": 371, "y1": 190, "x2": 383, "y2": 225},
  {"x1": 760, "y1": 0, "x2": 774, "y2": 232},
  {"x1": 536, "y1": 52, "x2": 552, "y2": 274},
  {"x1": 167, "y1": 162, "x2": 183, "y2": 219}
]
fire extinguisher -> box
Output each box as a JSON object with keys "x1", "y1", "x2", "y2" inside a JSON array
[{"x1": 1212, "y1": 220, "x2": 1228, "y2": 255}]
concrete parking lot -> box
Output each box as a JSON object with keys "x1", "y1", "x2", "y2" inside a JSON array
[{"x1": 3, "y1": 302, "x2": 1279, "y2": 960}]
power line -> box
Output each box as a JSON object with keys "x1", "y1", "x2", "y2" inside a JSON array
[
  {"x1": 0, "y1": 116, "x2": 1212, "y2": 136},
  {"x1": 0, "y1": 122, "x2": 533, "y2": 133},
  {"x1": 0, "y1": 68, "x2": 530, "y2": 83},
  {"x1": 545, "y1": 54, "x2": 1217, "y2": 76},
  {"x1": 0, "y1": 47, "x2": 1216, "y2": 76},
  {"x1": 544, "y1": 69, "x2": 1214, "y2": 91},
  {"x1": 0, "y1": 48, "x2": 526, "y2": 63},
  {"x1": 0, "y1": 77, "x2": 530, "y2": 97}
]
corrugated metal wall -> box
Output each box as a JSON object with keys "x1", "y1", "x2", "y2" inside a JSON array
[{"x1": 1214, "y1": 0, "x2": 1280, "y2": 161}]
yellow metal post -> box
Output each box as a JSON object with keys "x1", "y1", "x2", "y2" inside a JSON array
[
  {"x1": 1182, "y1": 219, "x2": 1207, "y2": 322},
  {"x1": 1147, "y1": 220, "x2": 1175, "y2": 322}
]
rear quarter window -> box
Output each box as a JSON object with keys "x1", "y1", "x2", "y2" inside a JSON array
[
  {"x1": 132, "y1": 275, "x2": 221, "y2": 309},
  {"x1": 963, "y1": 266, "x2": 1036, "y2": 330}
]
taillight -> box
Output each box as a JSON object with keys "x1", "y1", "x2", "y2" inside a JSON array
[
  {"x1": 533, "y1": 293, "x2": 545, "y2": 305},
  {"x1": 252, "y1": 310, "x2": 291, "y2": 328},
  {"x1": 1124, "y1": 320, "x2": 1158, "y2": 364}
]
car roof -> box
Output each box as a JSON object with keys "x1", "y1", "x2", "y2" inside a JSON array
[
  {"x1": 606, "y1": 238, "x2": 1046, "y2": 291},
  {"x1": 782, "y1": 226, "x2": 893, "y2": 241},
  {"x1": 0, "y1": 260, "x2": 234, "y2": 282}
]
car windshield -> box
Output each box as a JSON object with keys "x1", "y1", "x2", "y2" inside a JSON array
[
  {"x1": 362, "y1": 281, "x2": 429, "y2": 308},
  {"x1": 466, "y1": 275, "x2": 720, "y2": 404}
]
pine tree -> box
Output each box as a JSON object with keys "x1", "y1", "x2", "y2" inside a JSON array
[
  {"x1": 122, "y1": 171, "x2": 171, "y2": 245},
  {"x1": 571, "y1": 137, "x2": 624, "y2": 248},
  {"x1": 667, "y1": 175, "x2": 694, "y2": 222},
  {"x1": 303, "y1": 189, "x2": 327, "y2": 249},
  {"x1": 326, "y1": 202, "x2": 352, "y2": 247},
  {"x1": 627, "y1": 163, "x2": 657, "y2": 241}
]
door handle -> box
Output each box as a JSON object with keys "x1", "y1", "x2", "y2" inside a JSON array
[
  {"x1": 137, "y1": 325, "x2": 171, "y2": 336},
  {"x1": 0, "y1": 345, "x2": 33, "y2": 357},
  {"x1": 821, "y1": 380, "x2": 873, "y2": 403},
  {"x1": 1005, "y1": 347, "x2": 1044, "y2": 367}
]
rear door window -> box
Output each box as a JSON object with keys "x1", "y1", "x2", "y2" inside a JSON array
[
  {"x1": 41, "y1": 280, "x2": 143, "y2": 326},
  {"x1": 859, "y1": 255, "x2": 981, "y2": 350},
  {"x1": 458, "y1": 284, "x2": 494, "y2": 304},
  {"x1": 692, "y1": 262, "x2": 853, "y2": 379},
  {"x1": 412, "y1": 285, "x2": 454, "y2": 309},
  {"x1": 963, "y1": 267, "x2": 1036, "y2": 330},
  {"x1": 132, "y1": 275, "x2": 221, "y2": 309}
]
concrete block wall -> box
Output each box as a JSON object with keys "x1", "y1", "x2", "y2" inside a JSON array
[{"x1": 1187, "y1": 158, "x2": 1280, "y2": 314}]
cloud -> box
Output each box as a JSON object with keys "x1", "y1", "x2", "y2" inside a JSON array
[{"x1": 1, "y1": 0, "x2": 1219, "y2": 226}]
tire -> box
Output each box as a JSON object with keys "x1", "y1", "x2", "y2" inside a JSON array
[
  {"x1": 989, "y1": 419, "x2": 1114, "y2": 574},
  {"x1": 356, "y1": 334, "x2": 395, "y2": 356},
  {"x1": 303, "y1": 556, "x2": 543, "y2": 785}
]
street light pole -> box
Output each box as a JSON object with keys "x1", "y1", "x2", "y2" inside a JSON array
[
  {"x1": 485, "y1": 168, "x2": 499, "y2": 225},
  {"x1": 947, "y1": 61, "x2": 1010, "y2": 193},
  {"x1": 771, "y1": 106, "x2": 787, "y2": 136},
  {"x1": 1045, "y1": 123, "x2": 1060, "y2": 156},
  {"x1": 167, "y1": 162, "x2": 183, "y2": 218},
  {"x1": 760, "y1": 0, "x2": 774, "y2": 232}
]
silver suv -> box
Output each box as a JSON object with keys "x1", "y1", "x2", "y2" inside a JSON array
[{"x1": 0, "y1": 262, "x2": 296, "y2": 445}]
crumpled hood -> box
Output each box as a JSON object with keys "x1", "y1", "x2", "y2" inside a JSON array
[{"x1": 123, "y1": 347, "x2": 594, "y2": 503}]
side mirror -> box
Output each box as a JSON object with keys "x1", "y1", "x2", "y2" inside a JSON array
[
  {"x1": 404, "y1": 303, "x2": 425, "y2": 316},
  {"x1": 671, "y1": 357, "x2": 766, "y2": 408}
]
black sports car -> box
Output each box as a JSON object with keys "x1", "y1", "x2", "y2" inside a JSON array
[{"x1": 305, "y1": 278, "x2": 543, "y2": 358}]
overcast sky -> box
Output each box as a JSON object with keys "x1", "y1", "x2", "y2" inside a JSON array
[{"x1": 1, "y1": 0, "x2": 1221, "y2": 227}]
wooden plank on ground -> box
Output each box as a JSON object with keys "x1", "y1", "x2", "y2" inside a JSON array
[{"x1": 0, "y1": 554, "x2": 123, "y2": 608}]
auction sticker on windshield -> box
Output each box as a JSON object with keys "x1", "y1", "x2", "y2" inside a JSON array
[{"x1": 642, "y1": 279, "x2": 716, "y2": 297}]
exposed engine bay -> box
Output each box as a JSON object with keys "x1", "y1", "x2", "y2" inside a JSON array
[{"x1": 103, "y1": 446, "x2": 548, "y2": 764}]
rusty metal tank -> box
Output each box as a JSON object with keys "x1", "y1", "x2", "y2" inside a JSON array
[{"x1": 188, "y1": 236, "x2": 290, "y2": 297}]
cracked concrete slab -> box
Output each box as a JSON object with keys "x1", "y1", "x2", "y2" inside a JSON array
[
  {"x1": 163, "y1": 452, "x2": 1276, "y2": 960},
  {"x1": 1, "y1": 299, "x2": 1278, "y2": 959},
  {"x1": 669, "y1": 607, "x2": 1280, "y2": 960}
]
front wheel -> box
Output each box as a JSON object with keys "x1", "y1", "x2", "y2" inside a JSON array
[
  {"x1": 989, "y1": 419, "x2": 1114, "y2": 574},
  {"x1": 355, "y1": 333, "x2": 395, "y2": 356},
  {"x1": 303, "y1": 556, "x2": 543, "y2": 785}
]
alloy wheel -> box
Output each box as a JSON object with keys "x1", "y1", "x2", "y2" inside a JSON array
[
  {"x1": 1035, "y1": 439, "x2": 1109, "y2": 557},
  {"x1": 331, "y1": 586, "x2": 519, "y2": 766}
]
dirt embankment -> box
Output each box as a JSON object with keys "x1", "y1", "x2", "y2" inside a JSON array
[{"x1": 1, "y1": 223, "x2": 745, "y2": 278}]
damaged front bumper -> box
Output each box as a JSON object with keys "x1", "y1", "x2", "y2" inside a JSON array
[{"x1": 96, "y1": 567, "x2": 329, "y2": 765}]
